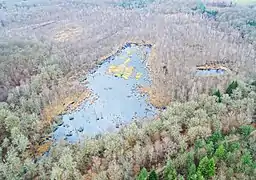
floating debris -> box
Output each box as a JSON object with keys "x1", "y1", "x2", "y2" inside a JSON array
[
  {"x1": 116, "y1": 123, "x2": 120, "y2": 128},
  {"x1": 63, "y1": 124, "x2": 70, "y2": 128},
  {"x1": 196, "y1": 69, "x2": 226, "y2": 76},
  {"x1": 66, "y1": 131, "x2": 73, "y2": 137},
  {"x1": 52, "y1": 126, "x2": 58, "y2": 132},
  {"x1": 69, "y1": 116, "x2": 74, "y2": 120},
  {"x1": 97, "y1": 61, "x2": 104, "y2": 66},
  {"x1": 54, "y1": 116, "x2": 64, "y2": 126},
  {"x1": 57, "y1": 121, "x2": 64, "y2": 126},
  {"x1": 77, "y1": 127, "x2": 84, "y2": 132},
  {"x1": 136, "y1": 72, "x2": 143, "y2": 80},
  {"x1": 79, "y1": 76, "x2": 87, "y2": 82},
  {"x1": 124, "y1": 58, "x2": 131, "y2": 64}
]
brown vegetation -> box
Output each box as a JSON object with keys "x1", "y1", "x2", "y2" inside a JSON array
[
  {"x1": 53, "y1": 24, "x2": 83, "y2": 42},
  {"x1": 41, "y1": 88, "x2": 91, "y2": 123},
  {"x1": 0, "y1": 0, "x2": 255, "y2": 179},
  {"x1": 138, "y1": 86, "x2": 171, "y2": 108}
]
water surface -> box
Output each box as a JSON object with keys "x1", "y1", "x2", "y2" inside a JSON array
[{"x1": 196, "y1": 69, "x2": 226, "y2": 76}]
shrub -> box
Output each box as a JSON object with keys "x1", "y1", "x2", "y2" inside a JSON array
[
  {"x1": 197, "y1": 156, "x2": 215, "y2": 178},
  {"x1": 164, "y1": 161, "x2": 177, "y2": 180},
  {"x1": 212, "y1": 89, "x2": 222, "y2": 103},
  {"x1": 239, "y1": 125, "x2": 254, "y2": 138},
  {"x1": 137, "y1": 168, "x2": 148, "y2": 180},
  {"x1": 186, "y1": 152, "x2": 197, "y2": 179},
  {"x1": 148, "y1": 170, "x2": 158, "y2": 180},
  {"x1": 207, "y1": 130, "x2": 223, "y2": 146},
  {"x1": 215, "y1": 144, "x2": 226, "y2": 160},
  {"x1": 241, "y1": 151, "x2": 253, "y2": 166},
  {"x1": 226, "y1": 81, "x2": 239, "y2": 96},
  {"x1": 205, "y1": 141, "x2": 215, "y2": 157}
]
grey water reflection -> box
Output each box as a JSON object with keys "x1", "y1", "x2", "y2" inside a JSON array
[{"x1": 196, "y1": 69, "x2": 226, "y2": 76}]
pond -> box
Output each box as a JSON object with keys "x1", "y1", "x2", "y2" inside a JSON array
[
  {"x1": 53, "y1": 43, "x2": 158, "y2": 142},
  {"x1": 195, "y1": 69, "x2": 226, "y2": 76},
  {"x1": 195, "y1": 62, "x2": 230, "y2": 76}
]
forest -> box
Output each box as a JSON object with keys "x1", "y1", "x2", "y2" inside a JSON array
[{"x1": 0, "y1": 0, "x2": 255, "y2": 179}]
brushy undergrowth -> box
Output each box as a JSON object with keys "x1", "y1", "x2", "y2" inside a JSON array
[
  {"x1": 0, "y1": 0, "x2": 256, "y2": 180},
  {"x1": 136, "y1": 126, "x2": 256, "y2": 180},
  {"x1": 32, "y1": 80, "x2": 255, "y2": 180}
]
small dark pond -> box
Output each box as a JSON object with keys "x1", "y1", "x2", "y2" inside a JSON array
[
  {"x1": 195, "y1": 69, "x2": 226, "y2": 76},
  {"x1": 54, "y1": 43, "x2": 158, "y2": 142}
]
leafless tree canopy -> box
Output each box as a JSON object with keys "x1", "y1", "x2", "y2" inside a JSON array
[{"x1": 0, "y1": 0, "x2": 255, "y2": 179}]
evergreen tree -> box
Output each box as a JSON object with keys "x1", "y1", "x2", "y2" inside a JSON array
[
  {"x1": 198, "y1": 156, "x2": 215, "y2": 178},
  {"x1": 226, "y1": 81, "x2": 238, "y2": 96},
  {"x1": 187, "y1": 152, "x2": 196, "y2": 179},
  {"x1": 213, "y1": 89, "x2": 222, "y2": 103},
  {"x1": 148, "y1": 170, "x2": 158, "y2": 180},
  {"x1": 164, "y1": 161, "x2": 177, "y2": 180},
  {"x1": 137, "y1": 168, "x2": 148, "y2": 180},
  {"x1": 215, "y1": 144, "x2": 226, "y2": 160},
  {"x1": 208, "y1": 158, "x2": 215, "y2": 177}
]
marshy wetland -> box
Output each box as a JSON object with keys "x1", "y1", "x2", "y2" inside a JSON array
[
  {"x1": 54, "y1": 43, "x2": 158, "y2": 142},
  {"x1": 0, "y1": 0, "x2": 255, "y2": 179},
  {"x1": 53, "y1": 43, "x2": 233, "y2": 143}
]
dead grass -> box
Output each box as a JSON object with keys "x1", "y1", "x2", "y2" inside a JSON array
[
  {"x1": 41, "y1": 89, "x2": 91, "y2": 123},
  {"x1": 53, "y1": 24, "x2": 83, "y2": 42},
  {"x1": 35, "y1": 141, "x2": 52, "y2": 157},
  {"x1": 138, "y1": 86, "x2": 171, "y2": 108},
  {"x1": 196, "y1": 61, "x2": 231, "y2": 71}
]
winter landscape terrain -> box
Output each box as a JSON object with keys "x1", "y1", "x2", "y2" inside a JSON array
[{"x1": 0, "y1": 0, "x2": 256, "y2": 179}]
